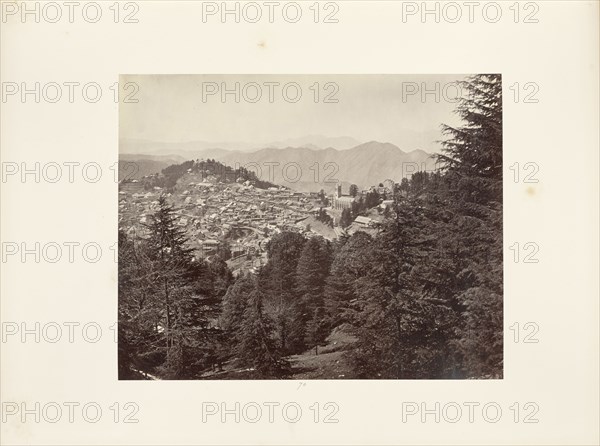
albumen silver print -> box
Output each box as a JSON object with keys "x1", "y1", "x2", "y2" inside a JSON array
[
  {"x1": 118, "y1": 74, "x2": 503, "y2": 380},
  {"x1": 2, "y1": 1, "x2": 599, "y2": 444}
]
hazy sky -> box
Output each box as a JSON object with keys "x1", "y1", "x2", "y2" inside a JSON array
[{"x1": 120, "y1": 74, "x2": 469, "y2": 153}]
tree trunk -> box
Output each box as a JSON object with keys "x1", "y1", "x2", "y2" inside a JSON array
[{"x1": 164, "y1": 277, "x2": 171, "y2": 361}]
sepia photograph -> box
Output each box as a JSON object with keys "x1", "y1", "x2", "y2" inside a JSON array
[
  {"x1": 3, "y1": 0, "x2": 599, "y2": 443},
  {"x1": 117, "y1": 74, "x2": 503, "y2": 380}
]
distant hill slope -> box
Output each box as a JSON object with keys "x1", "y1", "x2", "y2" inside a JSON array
[
  {"x1": 119, "y1": 141, "x2": 437, "y2": 191},
  {"x1": 265, "y1": 135, "x2": 361, "y2": 150},
  {"x1": 118, "y1": 154, "x2": 185, "y2": 181},
  {"x1": 120, "y1": 135, "x2": 362, "y2": 154},
  {"x1": 191, "y1": 142, "x2": 437, "y2": 192}
]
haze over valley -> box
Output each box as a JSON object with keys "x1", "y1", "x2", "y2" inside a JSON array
[{"x1": 119, "y1": 138, "x2": 437, "y2": 192}]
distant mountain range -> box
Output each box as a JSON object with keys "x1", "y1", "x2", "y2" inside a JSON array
[
  {"x1": 119, "y1": 141, "x2": 438, "y2": 192},
  {"x1": 265, "y1": 135, "x2": 362, "y2": 150},
  {"x1": 120, "y1": 135, "x2": 362, "y2": 155}
]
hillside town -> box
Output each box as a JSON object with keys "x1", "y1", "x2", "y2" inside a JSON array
[
  {"x1": 117, "y1": 75, "x2": 505, "y2": 385},
  {"x1": 118, "y1": 159, "x2": 394, "y2": 276}
]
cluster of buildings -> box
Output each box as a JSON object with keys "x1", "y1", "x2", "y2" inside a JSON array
[
  {"x1": 119, "y1": 173, "x2": 319, "y2": 270},
  {"x1": 119, "y1": 170, "x2": 396, "y2": 274}
]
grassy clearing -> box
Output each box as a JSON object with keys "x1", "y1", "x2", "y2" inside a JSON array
[
  {"x1": 288, "y1": 324, "x2": 357, "y2": 379},
  {"x1": 197, "y1": 324, "x2": 358, "y2": 380}
]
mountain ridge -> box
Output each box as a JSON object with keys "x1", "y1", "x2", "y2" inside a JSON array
[
  {"x1": 120, "y1": 135, "x2": 363, "y2": 154},
  {"x1": 120, "y1": 141, "x2": 438, "y2": 192}
]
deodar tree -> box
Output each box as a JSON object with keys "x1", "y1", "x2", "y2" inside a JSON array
[
  {"x1": 119, "y1": 195, "x2": 224, "y2": 379},
  {"x1": 347, "y1": 74, "x2": 503, "y2": 379},
  {"x1": 236, "y1": 290, "x2": 290, "y2": 378},
  {"x1": 437, "y1": 74, "x2": 503, "y2": 377}
]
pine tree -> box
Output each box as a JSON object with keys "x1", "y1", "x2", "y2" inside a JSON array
[
  {"x1": 220, "y1": 274, "x2": 255, "y2": 348},
  {"x1": 209, "y1": 257, "x2": 234, "y2": 299},
  {"x1": 435, "y1": 73, "x2": 504, "y2": 377},
  {"x1": 347, "y1": 74, "x2": 504, "y2": 379},
  {"x1": 438, "y1": 74, "x2": 502, "y2": 205},
  {"x1": 145, "y1": 195, "x2": 211, "y2": 378},
  {"x1": 295, "y1": 237, "x2": 331, "y2": 298},
  {"x1": 340, "y1": 208, "x2": 353, "y2": 228},
  {"x1": 259, "y1": 232, "x2": 306, "y2": 352},
  {"x1": 287, "y1": 297, "x2": 309, "y2": 353},
  {"x1": 286, "y1": 237, "x2": 332, "y2": 352},
  {"x1": 324, "y1": 232, "x2": 373, "y2": 327},
  {"x1": 236, "y1": 290, "x2": 290, "y2": 378},
  {"x1": 118, "y1": 229, "x2": 165, "y2": 378},
  {"x1": 348, "y1": 196, "x2": 436, "y2": 378},
  {"x1": 305, "y1": 305, "x2": 328, "y2": 355}
]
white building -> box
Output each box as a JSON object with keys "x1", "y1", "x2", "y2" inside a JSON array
[{"x1": 332, "y1": 185, "x2": 357, "y2": 210}]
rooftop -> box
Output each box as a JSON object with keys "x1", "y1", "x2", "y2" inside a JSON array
[{"x1": 354, "y1": 216, "x2": 372, "y2": 225}]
